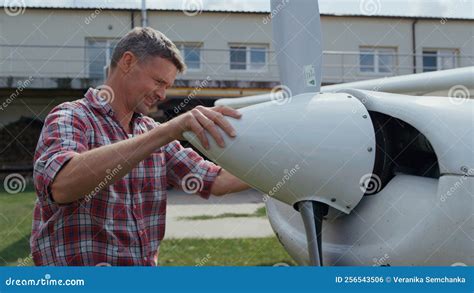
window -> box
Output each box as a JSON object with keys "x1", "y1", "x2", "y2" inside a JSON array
[
  {"x1": 176, "y1": 43, "x2": 202, "y2": 70},
  {"x1": 230, "y1": 45, "x2": 268, "y2": 71},
  {"x1": 86, "y1": 39, "x2": 118, "y2": 78},
  {"x1": 230, "y1": 46, "x2": 246, "y2": 70},
  {"x1": 423, "y1": 49, "x2": 458, "y2": 72},
  {"x1": 359, "y1": 47, "x2": 396, "y2": 74}
]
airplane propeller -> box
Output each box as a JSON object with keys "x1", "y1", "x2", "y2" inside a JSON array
[
  {"x1": 271, "y1": 0, "x2": 326, "y2": 266},
  {"x1": 184, "y1": 0, "x2": 376, "y2": 267},
  {"x1": 271, "y1": 0, "x2": 323, "y2": 95}
]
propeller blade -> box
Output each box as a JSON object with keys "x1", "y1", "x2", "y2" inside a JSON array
[{"x1": 271, "y1": 0, "x2": 323, "y2": 95}]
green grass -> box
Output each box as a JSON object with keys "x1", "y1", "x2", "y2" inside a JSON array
[
  {"x1": 158, "y1": 237, "x2": 295, "y2": 266},
  {"x1": 0, "y1": 191, "x2": 294, "y2": 266},
  {"x1": 0, "y1": 190, "x2": 37, "y2": 266},
  {"x1": 178, "y1": 206, "x2": 267, "y2": 221}
]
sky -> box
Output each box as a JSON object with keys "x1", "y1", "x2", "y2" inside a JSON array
[
  {"x1": 9, "y1": 0, "x2": 474, "y2": 19},
  {"x1": 184, "y1": 0, "x2": 473, "y2": 19}
]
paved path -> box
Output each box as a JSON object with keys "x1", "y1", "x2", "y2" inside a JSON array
[{"x1": 165, "y1": 189, "x2": 275, "y2": 239}]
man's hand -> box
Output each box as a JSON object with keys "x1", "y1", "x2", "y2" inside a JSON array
[{"x1": 165, "y1": 105, "x2": 242, "y2": 149}]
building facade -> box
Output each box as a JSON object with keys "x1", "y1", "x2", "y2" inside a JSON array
[
  {"x1": 0, "y1": 7, "x2": 472, "y2": 124},
  {"x1": 0, "y1": 5, "x2": 472, "y2": 170}
]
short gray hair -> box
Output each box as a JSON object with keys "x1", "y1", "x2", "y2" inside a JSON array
[{"x1": 110, "y1": 27, "x2": 186, "y2": 73}]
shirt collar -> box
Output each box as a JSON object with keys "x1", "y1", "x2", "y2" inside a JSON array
[
  {"x1": 85, "y1": 87, "x2": 115, "y2": 117},
  {"x1": 84, "y1": 87, "x2": 143, "y2": 122},
  {"x1": 84, "y1": 86, "x2": 143, "y2": 125}
]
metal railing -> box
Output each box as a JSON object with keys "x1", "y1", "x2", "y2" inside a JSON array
[{"x1": 0, "y1": 44, "x2": 473, "y2": 84}]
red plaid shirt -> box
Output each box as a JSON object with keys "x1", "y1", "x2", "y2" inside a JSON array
[{"x1": 30, "y1": 88, "x2": 221, "y2": 266}]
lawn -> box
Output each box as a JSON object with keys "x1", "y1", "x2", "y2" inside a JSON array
[
  {"x1": 178, "y1": 206, "x2": 267, "y2": 221},
  {"x1": 0, "y1": 190, "x2": 295, "y2": 266},
  {"x1": 159, "y1": 237, "x2": 295, "y2": 266},
  {"x1": 0, "y1": 188, "x2": 36, "y2": 266}
]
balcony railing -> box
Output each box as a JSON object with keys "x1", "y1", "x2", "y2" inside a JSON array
[{"x1": 0, "y1": 44, "x2": 473, "y2": 85}]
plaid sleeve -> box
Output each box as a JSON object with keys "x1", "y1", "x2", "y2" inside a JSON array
[
  {"x1": 33, "y1": 103, "x2": 89, "y2": 205},
  {"x1": 163, "y1": 141, "x2": 222, "y2": 199}
]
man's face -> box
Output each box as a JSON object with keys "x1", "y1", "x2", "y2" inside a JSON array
[{"x1": 121, "y1": 55, "x2": 178, "y2": 115}]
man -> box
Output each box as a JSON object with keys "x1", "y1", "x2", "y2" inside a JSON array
[{"x1": 31, "y1": 27, "x2": 250, "y2": 266}]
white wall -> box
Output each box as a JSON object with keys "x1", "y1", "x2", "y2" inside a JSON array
[
  {"x1": 0, "y1": 9, "x2": 133, "y2": 78},
  {"x1": 321, "y1": 16, "x2": 414, "y2": 82},
  {"x1": 0, "y1": 9, "x2": 472, "y2": 83},
  {"x1": 415, "y1": 20, "x2": 474, "y2": 72},
  {"x1": 147, "y1": 11, "x2": 278, "y2": 82}
]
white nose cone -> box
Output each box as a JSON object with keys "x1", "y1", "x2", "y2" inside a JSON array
[{"x1": 184, "y1": 92, "x2": 376, "y2": 213}]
